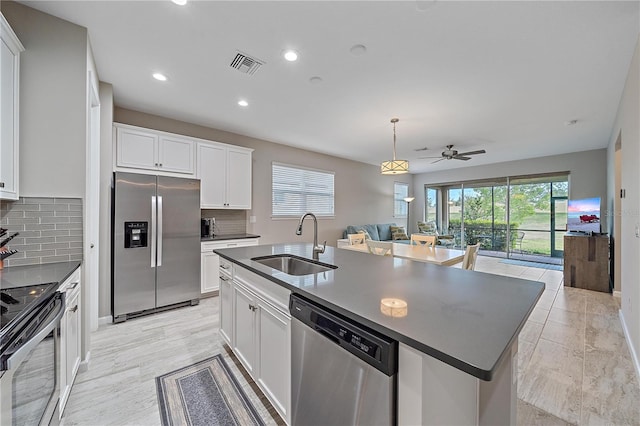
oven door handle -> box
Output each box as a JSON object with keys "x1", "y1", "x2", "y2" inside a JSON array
[{"x1": 6, "y1": 295, "x2": 65, "y2": 370}]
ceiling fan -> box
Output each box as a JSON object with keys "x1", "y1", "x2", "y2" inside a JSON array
[{"x1": 419, "y1": 145, "x2": 486, "y2": 164}]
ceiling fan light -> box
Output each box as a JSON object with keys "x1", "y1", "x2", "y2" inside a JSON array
[{"x1": 381, "y1": 160, "x2": 409, "y2": 174}]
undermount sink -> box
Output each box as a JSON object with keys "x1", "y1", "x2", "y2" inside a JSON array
[{"x1": 251, "y1": 254, "x2": 337, "y2": 276}]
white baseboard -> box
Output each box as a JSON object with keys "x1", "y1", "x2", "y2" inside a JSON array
[
  {"x1": 613, "y1": 290, "x2": 622, "y2": 298},
  {"x1": 79, "y1": 350, "x2": 91, "y2": 373},
  {"x1": 98, "y1": 315, "x2": 113, "y2": 326},
  {"x1": 618, "y1": 309, "x2": 640, "y2": 384}
]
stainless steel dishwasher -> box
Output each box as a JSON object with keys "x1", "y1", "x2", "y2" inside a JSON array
[{"x1": 290, "y1": 294, "x2": 397, "y2": 426}]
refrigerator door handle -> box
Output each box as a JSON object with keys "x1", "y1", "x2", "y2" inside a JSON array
[
  {"x1": 151, "y1": 195, "x2": 157, "y2": 268},
  {"x1": 157, "y1": 196, "x2": 163, "y2": 267}
]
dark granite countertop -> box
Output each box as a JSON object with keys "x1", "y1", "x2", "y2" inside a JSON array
[
  {"x1": 0, "y1": 261, "x2": 81, "y2": 290},
  {"x1": 215, "y1": 243, "x2": 544, "y2": 381},
  {"x1": 201, "y1": 233, "x2": 260, "y2": 242}
]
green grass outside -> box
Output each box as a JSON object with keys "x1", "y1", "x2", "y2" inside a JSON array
[{"x1": 447, "y1": 211, "x2": 567, "y2": 256}]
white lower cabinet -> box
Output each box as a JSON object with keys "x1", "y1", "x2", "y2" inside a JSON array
[
  {"x1": 59, "y1": 267, "x2": 81, "y2": 418},
  {"x1": 225, "y1": 269, "x2": 291, "y2": 424},
  {"x1": 201, "y1": 238, "x2": 259, "y2": 295},
  {"x1": 255, "y1": 298, "x2": 291, "y2": 419},
  {"x1": 219, "y1": 268, "x2": 233, "y2": 345},
  {"x1": 232, "y1": 283, "x2": 257, "y2": 375},
  {"x1": 201, "y1": 250, "x2": 220, "y2": 294}
]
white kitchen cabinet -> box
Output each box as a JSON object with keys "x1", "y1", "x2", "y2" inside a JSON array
[
  {"x1": 114, "y1": 124, "x2": 195, "y2": 175},
  {"x1": 198, "y1": 143, "x2": 253, "y2": 209},
  {"x1": 233, "y1": 282, "x2": 257, "y2": 375},
  {"x1": 201, "y1": 250, "x2": 220, "y2": 294},
  {"x1": 227, "y1": 268, "x2": 291, "y2": 423},
  {"x1": 0, "y1": 14, "x2": 24, "y2": 201},
  {"x1": 58, "y1": 266, "x2": 82, "y2": 418},
  {"x1": 201, "y1": 238, "x2": 259, "y2": 295},
  {"x1": 256, "y1": 297, "x2": 291, "y2": 419},
  {"x1": 219, "y1": 262, "x2": 233, "y2": 345}
]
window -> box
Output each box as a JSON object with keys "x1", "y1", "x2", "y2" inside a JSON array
[
  {"x1": 425, "y1": 187, "x2": 438, "y2": 223},
  {"x1": 272, "y1": 163, "x2": 335, "y2": 217},
  {"x1": 394, "y1": 182, "x2": 409, "y2": 217}
]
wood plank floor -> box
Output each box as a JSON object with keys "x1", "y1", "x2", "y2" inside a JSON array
[{"x1": 61, "y1": 257, "x2": 639, "y2": 425}]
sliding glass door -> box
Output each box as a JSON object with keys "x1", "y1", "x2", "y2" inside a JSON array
[{"x1": 425, "y1": 173, "x2": 568, "y2": 262}]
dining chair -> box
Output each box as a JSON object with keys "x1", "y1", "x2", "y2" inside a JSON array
[
  {"x1": 410, "y1": 234, "x2": 436, "y2": 247},
  {"x1": 366, "y1": 240, "x2": 394, "y2": 256},
  {"x1": 461, "y1": 243, "x2": 480, "y2": 270},
  {"x1": 347, "y1": 233, "x2": 366, "y2": 245}
]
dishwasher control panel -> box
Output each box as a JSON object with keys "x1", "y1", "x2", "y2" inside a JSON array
[{"x1": 290, "y1": 294, "x2": 397, "y2": 376}]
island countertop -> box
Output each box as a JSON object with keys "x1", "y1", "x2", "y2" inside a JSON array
[{"x1": 215, "y1": 243, "x2": 544, "y2": 381}]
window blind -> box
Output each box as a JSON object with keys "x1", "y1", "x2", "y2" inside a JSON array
[
  {"x1": 272, "y1": 163, "x2": 335, "y2": 217},
  {"x1": 394, "y1": 182, "x2": 409, "y2": 217}
]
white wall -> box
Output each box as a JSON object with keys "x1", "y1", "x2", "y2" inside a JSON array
[
  {"x1": 98, "y1": 83, "x2": 113, "y2": 318},
  {"x1": 607, "y1": 35, "x2": 640, "y2": 375},
  {"x1": 411, "y1": 149, "x2": 608, "y2": 232},
  {"x1": 1, "y1": 1, "x2": 87, "y2": 197}
]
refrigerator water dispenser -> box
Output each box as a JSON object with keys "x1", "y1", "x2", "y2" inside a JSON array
[{"x1": 124, "y1": 222, "x2": 148, "y2": 248}]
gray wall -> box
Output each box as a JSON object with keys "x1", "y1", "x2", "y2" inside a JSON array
[
  {"x1": 411, "y1": 149, "x2": 608, "y2": 231},
  {"x1": 101, "y1": 107, "x2": 412, "y2": 317},
  {"x1": 113, "y1": 107, "x2": 414, "y2": 245},
  {"x1": 607, "y1": 35, "x2": 640, "y2": 373},
  {"x1": 1, "y1": 1, "x2": 87, "y2": 197}
]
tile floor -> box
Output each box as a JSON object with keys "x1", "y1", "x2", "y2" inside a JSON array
[{"x1": 61, "y1": 256, "x2": 639, "y2": 425}]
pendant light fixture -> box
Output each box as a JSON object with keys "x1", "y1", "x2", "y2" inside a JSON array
[{"x1": 381, "y1": 118, "x2": 409, "y2": 174}]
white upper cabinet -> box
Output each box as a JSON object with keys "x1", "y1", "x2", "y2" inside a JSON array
[
  {"x1": 0, "y1": 14, "x2": 24, "y2": 200},
  {"x1": 114, "y1": 124, "x2": 195, "y2": 176},
  {"x1": 198, "y1": 143, "x2": 252, "y2": 209}
]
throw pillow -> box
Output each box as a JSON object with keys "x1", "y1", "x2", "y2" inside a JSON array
[
  {"x1": 417, "y1": 221, "x2": 438, "y2": 235},
  {"x1": 357, "y1": 229, "x2": 371, "y2": 240},
  {"x1": 390, "y1": 225, "x2": 409, "y2": 240}
]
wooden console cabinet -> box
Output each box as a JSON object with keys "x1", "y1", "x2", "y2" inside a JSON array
[{"x1": 563, "y1": 234, "x2": 609, "y2": 292}]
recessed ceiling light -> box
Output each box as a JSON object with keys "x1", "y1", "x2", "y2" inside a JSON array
[
  {"x1": 152, "y1": 73, "x2": 167, "y2": 81},
  {"x1": 565, "y1": 119, "x2": 578, "y2": 126},
  {"x1": 238, "y1": 100, "x2": 249, "y2": 107},
  {"x1": 171, "y1": 0, "x2": 187, "y2": 5},
  {"x1": 309, "y1": 76, "x2": 323, "y2": 84},
  {"x1": 350, "y1": 44, "x2": 367, "y2": 56},
  {"x1": 283, "y1": 50, "x2": 298, "y2": 62}
]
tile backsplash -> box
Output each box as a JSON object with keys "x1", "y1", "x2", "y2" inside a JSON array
[
  {"x1": 201, "y1": 209, "x2": 247, "y2": 235},
  {"x1": 0, "y1": 197, "x2": 83, "y2": 267}
]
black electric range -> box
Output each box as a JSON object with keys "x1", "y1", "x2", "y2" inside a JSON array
[{"x1": 0, "y1": 282, "x2": 60, "y2": 355}]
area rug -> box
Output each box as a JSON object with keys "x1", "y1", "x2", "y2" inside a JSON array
[
  {"x1": 500, "y1": 259, "x2": 563, "y2": 271},
  {"x1": 156, "y1": 354, "x2": 265, "y2": 426}
]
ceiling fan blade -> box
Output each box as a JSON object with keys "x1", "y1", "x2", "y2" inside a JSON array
[
  {"x1": 453, "y1": 156, "x2": 471, "y2": 161},
  {"x1": 455, "y1": 149, "x2": 486, "y2": 156},
  {"x1": 431, "y1": 158, "x2": 445, "y2": 164}
]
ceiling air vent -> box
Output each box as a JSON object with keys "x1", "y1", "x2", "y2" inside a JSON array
[{"x1": 230, "y1": 51, "x2": 264, "y2": 75}]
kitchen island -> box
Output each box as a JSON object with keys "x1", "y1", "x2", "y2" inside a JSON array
[{"x1": 215, "y1": 243, "x2": 544, "y2": 425}]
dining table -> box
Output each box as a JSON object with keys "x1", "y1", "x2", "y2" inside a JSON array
[{"x1": 339, "y1": 242, "x2": 466, "y2": 266}]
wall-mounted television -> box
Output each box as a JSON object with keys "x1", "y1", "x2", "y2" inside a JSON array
[{"x1": 567, "y1": 197, "x2": 601, "y2": 233}]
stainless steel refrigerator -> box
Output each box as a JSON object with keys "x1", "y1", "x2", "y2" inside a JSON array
[{"x1": 112, "y1": 172, "x2": 200, "y2": 322}]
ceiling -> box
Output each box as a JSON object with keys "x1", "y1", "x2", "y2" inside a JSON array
[{"x1": 20, "y1": 1, "x2": 640, "y2": 174}]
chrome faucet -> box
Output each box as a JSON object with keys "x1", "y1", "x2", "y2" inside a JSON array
[{"x1": 296, "y1": 212, "x2": 326, "y2": 260}]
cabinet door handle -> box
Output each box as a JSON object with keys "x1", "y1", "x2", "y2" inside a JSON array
[
  {"x1": 70, "y1": 305, "x2": 78, "y2": 313},
  {"x1": 69, "y1": 282, "x2": 79, "y2": 290},
  {"x1": 248, "y1": 304, "x2": 257, "y2": 311},
  {"x1": 221, "y1": 264, "x2": 230, "y2": 269},
  {"x1": 159, "y1": 163, "x2": 163, "y2": 167},
  {"x1": 0, "y1": 182, "x2": 4, "y2": 188},
  {"x1": 219, "y1": 276, "x2": 229, "y2": 281}
]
